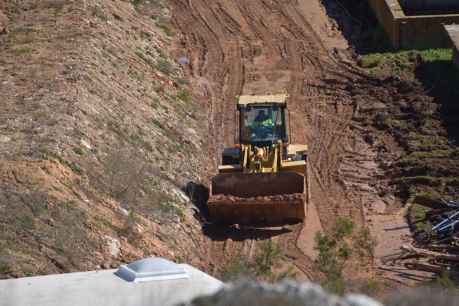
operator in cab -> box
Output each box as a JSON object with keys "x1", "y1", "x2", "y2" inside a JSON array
[{"x1": 252, "y1": 110, "x2": 274, "y2": 128}]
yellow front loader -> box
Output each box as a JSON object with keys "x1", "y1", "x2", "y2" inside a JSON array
[{"x1": 208, "y1": 94, "x2": 308, "y2": 226}]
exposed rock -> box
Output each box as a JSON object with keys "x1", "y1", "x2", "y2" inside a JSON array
[
  {"x1": 182, "y1": 281, "x2": 382, "y2": 306},
  {"x1": 104, "y1": 235, "x2": 121, "y2": 258},
  {"x1": 80, "y1": 139, "x2": 92, "y2": 150},
  {"x1": 0, "y1": 135, "x2": 11, "y2": 143}
]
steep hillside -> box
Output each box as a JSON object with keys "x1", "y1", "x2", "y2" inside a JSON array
[{"x1": 0, "y1": 0, "x2": 209, "y2": 277}]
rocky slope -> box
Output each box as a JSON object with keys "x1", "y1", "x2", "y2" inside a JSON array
[{"x1": 0, "y1": 0, "x2": 209, "y2": 277}]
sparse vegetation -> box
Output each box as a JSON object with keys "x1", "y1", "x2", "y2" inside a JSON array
[
  {"x1": 314, "y1": 217, "x2": 376, "y2": 295},
  {"x1": 13, "y1": 46, "x2": 33, "y2": 55},
  {"x1": 253, "y1": 240, "x2": 283, "y2": 277},
  {"x1": 156, "y1": 18, "x2": 174, "y2": 37},
  {"x1": 315, "y1": 217, "x2": 353, "y2": 294},
  {"x1": 0, "y1": 0, "x2": 209, "y2": 278},
  {"x1": 131, "y1": 0, "x2": 143, "y2": 10},
  {"x1": 0, "y1": 262, "x2": 11, "y2": 275},
  {"x1": 360, "y1": 49, "x2": 452, "y2": 75},
  {"x1": 156, "y1": 58, "x2": 174, "y2": 75},
  {"x1": 221, "y1": 255, "x2": 253, "y2": 281},
  {"x1": 73, "y1": 147, "x2": 85, "y2": 155},
  {"x1": 354, "y1": 228, "x2": 377, "y2": 259},
  {"x1": 221, "y1": 240, "x2": 294, "y2": 282},
  {"x1": 177, "y1": 89, "x2": 191, "y2": 103},
  {"x1": 136, "y1": 50, "x2": 155, "y2": 68}
]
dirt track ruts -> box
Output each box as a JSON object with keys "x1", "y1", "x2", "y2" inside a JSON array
[{"x1": 172, "y1": 0, "x2": 387, "y2": 279}]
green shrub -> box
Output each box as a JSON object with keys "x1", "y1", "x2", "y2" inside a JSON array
[
  {"x1": 314, "y1": 217, "x2": 374, "y2": 295},
  {"x1": 73, "y1": 147, "x2": 85, "y2": 155},
  {"x1": 221, "y1": 256, "x2": 253, "y2": 281},
  {"x1": 177, "y1": 89, "x2": 191, "y2": 103},
  {"x1": 155, "y1": 58, "x2": 174, "y2": 75},
  {"x1": 156, "y1": 20, "x2": 174, "y2": 37},
  {"x1": 254, "y1": 240, "x2": 282, "y2": 276},
  {"x1": 0, "y1": 262, "x2": 11, "y2": 274},
  {"x1": 220, "y1": 240, "x2": 288, "y2": 282}
]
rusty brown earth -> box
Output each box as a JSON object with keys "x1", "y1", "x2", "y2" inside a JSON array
[
  {"x1": 171, "y1": 0, "x2": 406, "y2": 283},
  {"x1": 1, "y1": 0, "x2": 455, "y2": 292}
]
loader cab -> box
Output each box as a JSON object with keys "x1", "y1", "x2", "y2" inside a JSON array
[{"x1": 238, "y1": 103, "x2": 288, "y2": 146}]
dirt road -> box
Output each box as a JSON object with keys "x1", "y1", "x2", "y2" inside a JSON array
[{"x1": 172, "y1": 0, "x2": 409, "y2": 281}]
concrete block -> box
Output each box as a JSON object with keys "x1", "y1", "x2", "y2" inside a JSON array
[
  {"x1": 0, "y1": 261, "x2": 223, "y2": 306},
  {"x1": 368, "y1": 0, "x2": 459, "y2": 49},
  {"x1": 444, "y1": 24, "x2": 459, "y2": 68}
]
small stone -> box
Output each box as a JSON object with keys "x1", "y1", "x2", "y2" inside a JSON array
[
  {"x1": 120, "y1": 207, "x2": 129, "y2": 217},
  {"x1": 0, "y1": 135, "x2": 11, "y2": 143},
  {"x1": 81, "y1": 139, "x2": 92, "y2": 150}
]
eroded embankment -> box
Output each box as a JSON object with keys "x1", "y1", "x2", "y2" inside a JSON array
[
  {"x1": 1, "y1": 0, "x2": 451, "y2": 288},
  {"x1": 0, "y1": 0, "x2": 210, "y2": 277}
]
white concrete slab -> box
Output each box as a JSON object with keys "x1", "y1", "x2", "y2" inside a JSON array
[{"x1": 0, "y1": 264, "x2": 223, "y2": 306}]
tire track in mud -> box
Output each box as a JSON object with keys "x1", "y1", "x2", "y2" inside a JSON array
[{"x1": 172, "y1": 0, "x2": 377, "y2": 280}]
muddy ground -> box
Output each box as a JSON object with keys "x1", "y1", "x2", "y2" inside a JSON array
[
  {"x1": 172, "y1": 0, "x2": 458, "y2": 289},
  {"x1": 172, "y1": 0, "x2": 401, "y2": 285},
  {"x1": 0, "y1": 0, "x2": 457, "y2": 293}
]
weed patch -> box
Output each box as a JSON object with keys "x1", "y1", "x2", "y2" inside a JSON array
[
  {"x1": 73, "y1": 147, "x2": 85, "y2": 156},
  {"x1": 177, "y1": 89, "x2": 191, "y2": 103},
  {"x1": 220, "y1": 240, "x2": 293, "y2": 282},
  {"x1": 314, "y1": 217, "x2": 376, "y2": 295},
  {"x1": 156, "y1": 58, "x2": 174, "y2": 75},
  {"x1": 410, "y1": 204, "x2": 431, "y2": 232},
  {"x1": 13, "y1": 46, "x2": 33, "y2": 55},
  {"x1": 156, "y1": 18, "x2": 174, "y2": 37},
  {"x1": 359, "y1": 49, "x2": 452, "y2": 75},
  {"x1": 136, "y1": 50, "x2": 155, "y2": 68},
  {"x1": 221, "y1": 255, "x2": 253, "y2": 281},
  {"x1": 0, "y1": 262, "x2": 11, "y2": 275}
]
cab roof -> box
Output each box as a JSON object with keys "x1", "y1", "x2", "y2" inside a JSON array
[{"x1": 237, "y1": 94, "x2": 288, "y2": 106}]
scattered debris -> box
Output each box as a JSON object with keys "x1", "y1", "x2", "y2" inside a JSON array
[{"x1": 384, "y1": 196, "x2": 459, "y2": 279}]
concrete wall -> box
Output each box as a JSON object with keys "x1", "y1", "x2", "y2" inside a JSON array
[
  {"x1": 399, "y1": 15, "x2": 459, "y2": 48},
  {"x1": 400, "y1": 0, "x2": 459, "y2": 12},
  {"x1": 444, "y1": 25, "x2": 459, "y2": 68},
  {"x1": 368, "y1": 0, "x2": 459, "y2": 49},
  {"x1": 368, "y1": 0, "x2": 403, "y2": 48},
  {"x1": 0, "y1": 265, "x2": 223, "y2": 306},
  {"x1": 454, "y1": 48, "x2": 459, "y2": 67}
]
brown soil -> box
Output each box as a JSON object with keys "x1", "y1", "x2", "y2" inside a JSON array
[
  {"x1": 0, "y1": 0, "x2": 210, "y2": 277},
  {"x1": 171, "y1": 0, "x2": 401, "y2": 282},
  {"x1": 1, "y1": 0, "x2": 456, "y2": 291}
]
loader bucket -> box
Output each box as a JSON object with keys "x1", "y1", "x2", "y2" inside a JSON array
[{"x1": 208, "y1": 172, "x2": 305, "y2": 226}]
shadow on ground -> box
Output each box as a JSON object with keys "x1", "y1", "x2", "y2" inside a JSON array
[
  {"x1": 184, "y1": 181, "x2": 293, "y2": 241},
  {"x1": 321, "y1": 0, "x2": 393, "y2": 54},
  {"x1": 184, "y1": 181, "x2": 210, "y2": 222},
  {"x1": 415, "y1": 60, "x2": 459, "y2": 145},
  {"x1": 203, "y1": 225, "x2": 291, "y2": 242}
]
